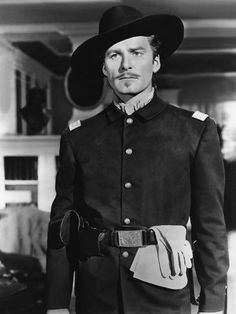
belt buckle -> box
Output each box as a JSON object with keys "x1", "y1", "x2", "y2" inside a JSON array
[{"x1": 117, "y1": 230, "x2": 143, "y2": 247}]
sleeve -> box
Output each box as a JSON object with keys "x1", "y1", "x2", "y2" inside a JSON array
[
  {"x1": 46, "y1": 133, "x2": 77, "y2": 310},
  {"x1": 190, "y1": 118, "x2": 229, "y2": 312}
]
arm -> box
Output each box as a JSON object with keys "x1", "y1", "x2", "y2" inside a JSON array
[
  {"x1": 46, "y1": 133, "x2": 77, "y2": 310},
  {"x1": 190, "y1": 118, "x2": 229, "y2": 312}
]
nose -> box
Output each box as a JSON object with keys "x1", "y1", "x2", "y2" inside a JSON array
[{"x1": 120, "y1": 54, "x2": 132, "y2": 71}]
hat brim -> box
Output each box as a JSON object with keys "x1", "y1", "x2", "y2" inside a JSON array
[
  {"x1": 65, "y1": 67, "x2": 104, "y2": 107},
  {"x1": 66, "y1": 14, "x2": 184, "y2": 107}
]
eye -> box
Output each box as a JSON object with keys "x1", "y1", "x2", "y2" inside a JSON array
[
  {"x1": 109, "y1": 53, "x2": 119, "y2": 60},
  {"x1": 132, "y1": 50, "x2": 143, "y2": 56}
]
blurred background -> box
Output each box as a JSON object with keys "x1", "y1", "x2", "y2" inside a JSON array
[{"x1": 0, "y1": 0, "x2": 236, "y2": 313}]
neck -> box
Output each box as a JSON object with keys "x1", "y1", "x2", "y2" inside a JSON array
[
  {"x1": 113, "y1": 86, "x2": 155, "y2": 116},
  {"x1": 116, "y1": 93, "x2": 135, "y2": 103}
]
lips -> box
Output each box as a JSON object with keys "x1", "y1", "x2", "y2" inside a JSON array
[{"x1": 118, "y1": 75, "x2": 139, "y2": 80}]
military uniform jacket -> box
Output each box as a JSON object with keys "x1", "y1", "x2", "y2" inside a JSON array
[{"x1": 46, "y1": 94, "x2": 228, "y2": 314}]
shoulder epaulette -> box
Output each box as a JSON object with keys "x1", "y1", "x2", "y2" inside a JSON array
[
  {"x1": 192, "y1": 111, "x2": 208, "y2": 121},
  {"x1": 68, "y1": 120, "x2": 81, "y2": 131}
]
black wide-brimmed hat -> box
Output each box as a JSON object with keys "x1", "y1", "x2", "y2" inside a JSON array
[{"x1": 66, "y1": 5, "x2": 184, "y2": 107}]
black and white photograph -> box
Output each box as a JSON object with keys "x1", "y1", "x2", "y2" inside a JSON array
[{"x1": 0, "y1": 1, "x2": 235, "y2": 314}]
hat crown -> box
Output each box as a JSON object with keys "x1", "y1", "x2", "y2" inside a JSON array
[
  {"x1": 68, "y1": 5, "x2": 184, "y2": 106},
  {"x1": 99, "y1": 5, "x2": 143, "y2": 34}
]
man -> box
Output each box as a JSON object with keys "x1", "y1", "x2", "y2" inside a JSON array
[{"x1": 46, "y1": 5, "x2": 228, "y2": 314}]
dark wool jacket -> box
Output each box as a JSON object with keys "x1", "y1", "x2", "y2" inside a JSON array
[{"x1": 46, "y1": 94, "x2": 228, "y2": 314}]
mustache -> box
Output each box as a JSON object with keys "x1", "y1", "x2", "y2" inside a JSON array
[{"x1": 117, "y1": 73, "x2": 140, "y2": 79}]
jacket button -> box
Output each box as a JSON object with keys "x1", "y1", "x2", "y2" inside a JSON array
[
  {"x1": 125, "y1": 148, "x2": 133, "y2": 155},
  {"x1": 126, "y1": 118, "x2": 133, "y2": 124},
  {"x1": 124, "y1": 182, "x2": 132, "y2": 189},
  {"x1": 122, "y1": 251, "x2": 129, "y2": 258},
  {"x1": 124, "y1": 218, "x2": 131, "y2": 225}
]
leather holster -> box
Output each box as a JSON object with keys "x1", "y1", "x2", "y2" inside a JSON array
[{"x1": 60, "y1": 210, "x2": 106, "y2": 264}]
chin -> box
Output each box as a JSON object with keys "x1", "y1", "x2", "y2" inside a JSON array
[{"x1": 116, "y1": 85, "x2": 141, "y2": 96}]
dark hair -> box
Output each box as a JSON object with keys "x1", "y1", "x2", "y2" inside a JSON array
[
  {"x1": 148, "y1": 35, "x2": 162, "y2": 58},
  {"x1": 148, "y1": 35, "x2": 162, "y2": 88}
]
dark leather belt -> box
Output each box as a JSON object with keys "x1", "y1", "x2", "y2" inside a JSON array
[
  {"x1": 58, "y1": 210, "x2": 158, "y2": 259},
  {"x1": 107, "y1": 229, "x2": 157, "y2": 248}
]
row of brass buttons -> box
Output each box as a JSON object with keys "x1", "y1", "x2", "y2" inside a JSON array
[{"x1": 122, "y1": 117, "x2": 134, "y2": 259}]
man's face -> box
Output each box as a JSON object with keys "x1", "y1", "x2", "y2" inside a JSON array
[{"x1": 102, "y1": 36, "x2": 160, "y2": 101}]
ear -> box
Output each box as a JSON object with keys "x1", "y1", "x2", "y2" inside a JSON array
[
  {"x1": 102, "y1": 64, "x2": 108, "y2": 77},
  {"x1": 153, "y1": 55, "x2": 161, "y2": 73}
]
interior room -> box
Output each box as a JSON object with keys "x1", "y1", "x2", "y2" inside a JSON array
[{"x1": 0, "y1": 1, "x2": 235, "y2": 313}]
